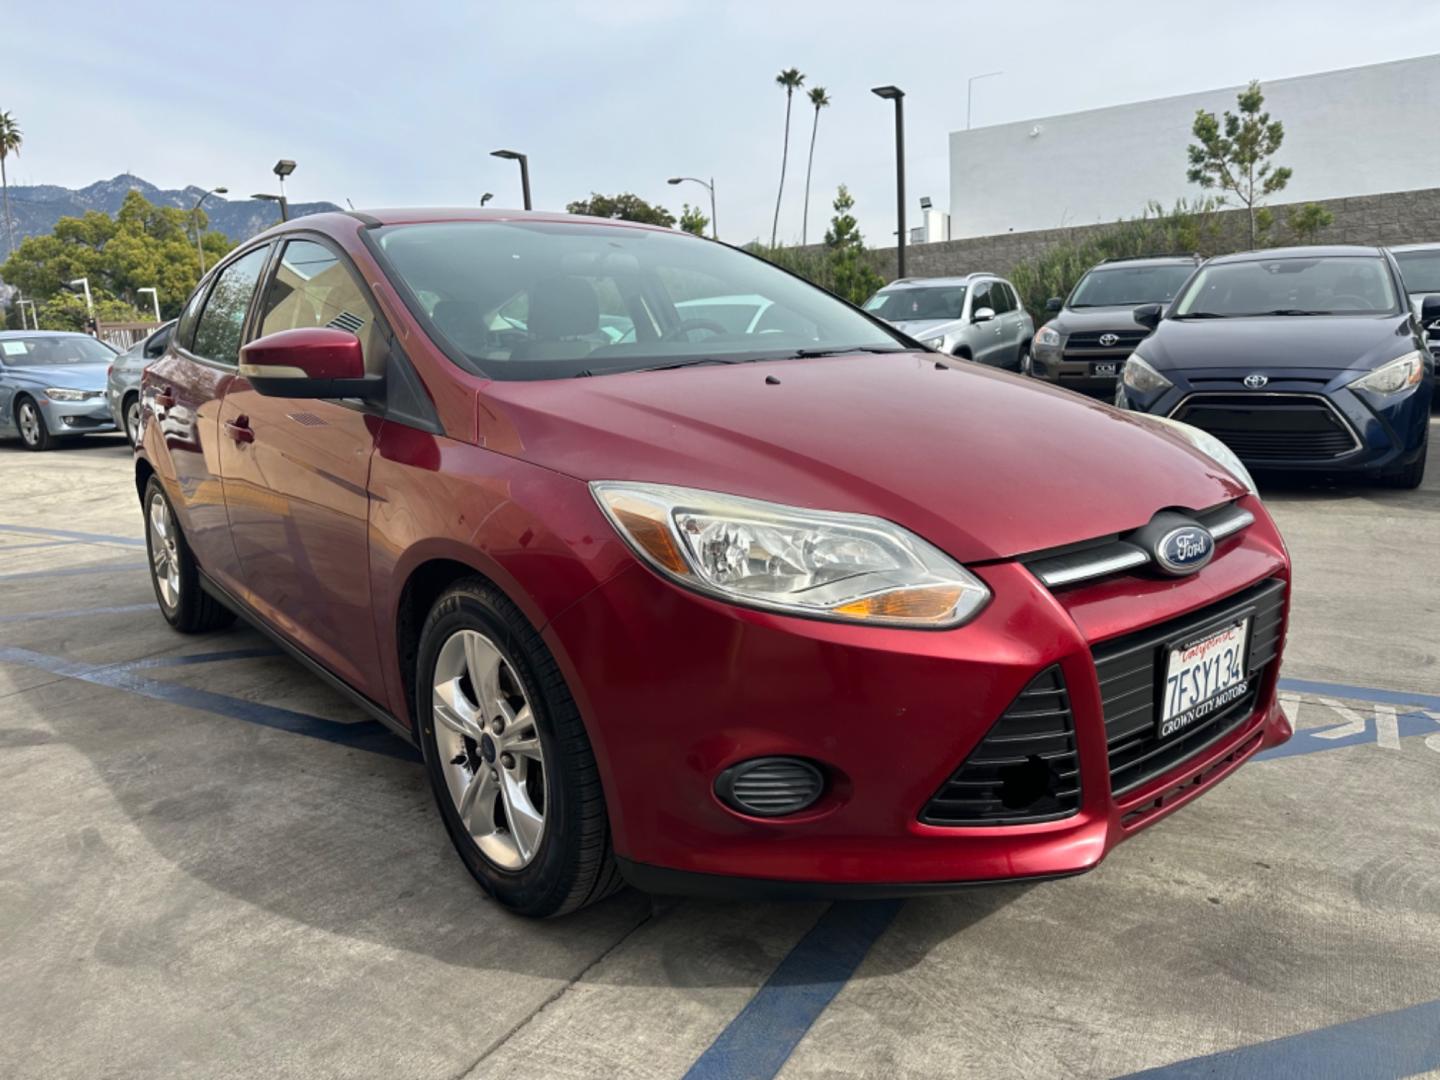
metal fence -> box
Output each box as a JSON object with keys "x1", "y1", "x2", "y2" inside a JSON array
[{"x1": 96, "y1": 321, "x2": 161, "y2": 351}]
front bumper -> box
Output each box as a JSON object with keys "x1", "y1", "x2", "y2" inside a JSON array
[
  {"x1": 41, "y1": 395, "x2": 116, "y2": 434},
  {"x1": 1030, "y1": 345, "x2": 1124, "y2": 395},
  {"x1": 1117, "y1": 367, "x2": 1433, "y2": 474},
  {"x1": 545, "y1": 499, "x2": 1291, "y2": 893}
]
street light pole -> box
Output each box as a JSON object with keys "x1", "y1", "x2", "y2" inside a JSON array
[
  {"x1": 966, "y1": 71, "x2": 1003, "y2": 131},
  {"x1": 491, "y1": 150, "x2": 532, "y2": 210},
  {"x1": 20, "y1": 299, "x2": 36, "y2": 329},
  {"x1": 191, "y1": 186, "x2": 228, "y2": 274},
  {"x1": 667, "y1": 176, "x2": 718, "y2": 239},
  {"x1": 69, "y1": 277, "x2": 93, "y2": 316},
  {"x1": 251, "y1": 193, "x2": 289, "y2": 222},
  {"x1": 871, "y1": 85, "x2": 907, "y2": 279},
  {"x1": 138, "y1": 287, "x2": 161, "y2": 322}
]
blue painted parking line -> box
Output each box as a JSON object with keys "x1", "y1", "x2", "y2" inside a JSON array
[
  {"x1": 682, "y1": 900, "x2": 902, "y2": 1080},
  {"x1": 1117, "y1": 995, "x2": 1440, "y2": 1079},
  {"x1": 0, "y1": 522, "x2": 145, "y2": 547},
  {"x1": 0, "y1": 562, "x2": 147, "y2": 582},
  {"x1": 0, "y1": 540, "x2": 74, "y2": 552},
  {"x1": 0, "y1": 603, "x2": 154, "y2": 625},
  {"x1": 0, "y1": 643, "x2": 417, "y2": 761},
  {"x1": 1279, "y1": 676, "x2": 1440, "y2": 713},
  {"x1": 1259, "y1": 707, "x2": 1438, "y2": 761}
]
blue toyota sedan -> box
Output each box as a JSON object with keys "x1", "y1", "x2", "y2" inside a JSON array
[
  {"x1": 1116, "y1": 246, "x2": 1435, "y2": 488},
  {"x1": 0, "y1": 331, "x2": 120, "y2": 451}
]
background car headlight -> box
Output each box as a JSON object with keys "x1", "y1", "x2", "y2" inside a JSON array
[
  {"x1": 44, "y1": 388, "x2": 98, "y2": 402},
  {"x1": 1034, "y1": 323, "x2": 1061, "y2": 349},
  {"x1": 1121, "y1": 354, "x2": 1173, "y2": 394},
  {"x1": 1348, "y1": 351, "x2": 1424, "y2": 395},
  {"x1": 921, "y1": 334, "x2": 949, "y2": 351},
  {"x1": 592, "y1": 482, "x2": 990, "y2": 628},
  {"x1": 1146, "y1": 415, "x2": 1257, "y2": 496}
]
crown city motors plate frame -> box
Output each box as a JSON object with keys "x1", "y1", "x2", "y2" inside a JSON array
[{"x1": 1156, "y1": 605, "x2": 1256, "y2": 741}]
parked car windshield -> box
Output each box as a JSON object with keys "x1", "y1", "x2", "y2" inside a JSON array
[
  {"x1": 371, "y1": 221, "x2": 905, "y2": 380},
  {"x1": 0, "y1": 335, "x2": 116, "y2": 366},
  {"x1": 863, "y1": 286, "x2": 967, "y2": 321},
  {"x1": 1173, "y1": 256, "x2": 1399, "y2": 317},
  {"x1": 1069, "y1": 264, "x2": 1194, "y2": 307},
  {"x1": 1393, "y1": 249, "x2": 1440, "y2": 294}
]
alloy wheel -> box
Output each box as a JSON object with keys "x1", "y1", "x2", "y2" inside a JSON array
[
  {"x1": 147, "y1": 492, "x2": 181, "y2": 610},
  {"x1": 432, "y1": 629, "x2": 548, "y2": 871},
  {"x1": 18, "y1": 401, "x2": 40, "y2": 446},
  {"x1": 126, "y1": 399, "x2": 143, "y2": 446}
]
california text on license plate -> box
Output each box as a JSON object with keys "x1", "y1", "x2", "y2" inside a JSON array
[
  {"x1": 1093, "y1": 362, "x2": 1118, "y2": 376},
  {"x1": 1160, "y1": 619, "x2": 1250, "y2": 740}
]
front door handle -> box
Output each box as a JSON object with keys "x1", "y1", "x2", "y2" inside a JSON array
[
  {"x1": 154, "y1": 386, "x2": 176, "y2": 410},
  {"x1": 224, "y1": 416, "x2": 254, "y2": 445}
]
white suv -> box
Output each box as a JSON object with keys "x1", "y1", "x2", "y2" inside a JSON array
[{"x1": 863, "y1": 273, "x2": 1034, "y2": 370}]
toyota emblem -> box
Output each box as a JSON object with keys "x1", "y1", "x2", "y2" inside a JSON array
[
  {"x1": 1243, "y1": 373, "x2": 1269, "y2": 389},
  {"x1": 1098, "y1": 333, "x2": 1120, "y2": 347}
]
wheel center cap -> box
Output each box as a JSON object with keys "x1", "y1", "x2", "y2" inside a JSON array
[{"x1": 480, "y1": 734, "x2": 497, "y2": 763}]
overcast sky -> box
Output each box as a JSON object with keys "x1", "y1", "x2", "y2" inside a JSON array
[{"x1": 9, "y1": 1, "x2": 1440, "y2": 246}]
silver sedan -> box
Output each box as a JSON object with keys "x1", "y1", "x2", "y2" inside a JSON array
[{"x1": 107, "y1": 321, "x2": 175, "y2": 447}]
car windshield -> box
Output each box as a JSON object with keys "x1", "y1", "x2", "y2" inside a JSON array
[
  {"x1": 0, "y1": 335, "x2": 116, "y2": 366},
  {"x1": 1069, "y1": 264, "x2": 1194, "y2": 307},
  {"x1": 370, "y1": 221, "x2": 905, "y2": 380},
  {"x1": 1394, "y1": 250, "x2": 1440, "y2": 294},
  {"x1": 1173, "y1": 256, "x2": 1399, "y2": 317},
  {"x1": 863, "y1": 286, "x2": 967, "y2": 321}
]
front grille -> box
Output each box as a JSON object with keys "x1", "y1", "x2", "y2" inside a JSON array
[
  {"x1": 1065, "y1": 329, "x2": 1149, "y2": 351},
  {"x1": 920, "y1": 666, "x2": 1080, "y2": 825},
  {"x1": 1093, "y1": 578, "x2": 1285, "y2": 796},
  {"x1": 1171, "y1": 394, "x2": 1359, "y2": 462}
]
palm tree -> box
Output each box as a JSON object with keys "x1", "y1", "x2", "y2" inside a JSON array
[
  {"x1": 0, "y1": 111, "x2": 21, "y2": 257},
  {"x1": 800, "y1": 86, "x2": 830, "y2": 246},
  {"x1": 770, "y1": 68, "x2": 805, "y2": 248}
]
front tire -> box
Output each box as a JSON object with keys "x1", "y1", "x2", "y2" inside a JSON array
[
  {"x1": 1380, "y1": 434, "x2": 1427, "y2": 490},
  {"x1": 16, "y1": 397, "x2": 55, "y2": 451},
  {"x1": 143, "y1": 477, "x2": 236, "y2": 633},
  {"x1": 416, "y1": 578, "x2": 621, "y2": 917}
]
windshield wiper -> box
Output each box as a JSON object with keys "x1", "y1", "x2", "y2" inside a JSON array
[
  {"x1": 1255, "y1": 309, "x2": 1336, "y2": 316},
  {"x1": 790, "y1": 346, "x2": 908, "y2": 358},
  {"x1": 1172, "y1": 311, "x2": 1227, "y2": 319},
  {"x1": 576, "y1": 357, "x2": 754, "y2": 377}
]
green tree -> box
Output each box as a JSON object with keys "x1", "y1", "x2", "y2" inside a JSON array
[
  {"x1": 801, "y1": 86, "x2": 830, "y2": 246},
  {"x1": 771, "y1": 68, "x2": 805, "y2": 248},
  {"x1": 565, "y1": 192, "x2": 676, "y2": 227},
  {"x1": 38, "y1": 292, "x2": 145, "y2": 332},
  {"x1": 1, "y1": 189, "x2": 233, "y2": 323},
  {"x1": 1286, "y1": 202, "x2": 1334, "y2": 244},
  {"x1": 823, "y1": 184, "x2": 883, "y2": 305},
  {"x1": 1187, "y1": 80, "x2": 1292, "y2": 248},
  {"x1": 0, "y1": 110, "x2": 22, "y2": 256},
  {"x1": 678, "y1": 203, "x2": 709, "y2": 237}
]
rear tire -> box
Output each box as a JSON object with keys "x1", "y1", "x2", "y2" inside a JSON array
[
  {"x1": 415, "y1": 578, "x2": 621, "y2": 917},
  {"x1": 1018, "y1": 343, "x2": 1033, "y2": 375},
  {"x1": 123, "y1": 393, "x2": 143, "y2": 449},
  {"x1": 16, "y1": 397, "x2": 55, "y2": 452},
  {"x1": 143, "y1": 477, "x2": 236, "y2": 633}
]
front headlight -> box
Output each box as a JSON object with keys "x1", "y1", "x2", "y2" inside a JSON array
[
  {"x1": 921, "y1": 334, "x2": 949, "y2": 351},
  {"x1": 44, "y1": 387, "x2": 98, "y2": 402},
  {"x1": 1349, "y1": 350, "x2": 1424, "y2": 395},
  {"x1": 1121, "y1": 354, "x2": 1173, "y2": 394},
  {"x1": 1035, "y1": 323, "x2": 1061, "y2": 349},
  {"x1": 592, "y1": 482, "x2": 990, "y2": 628},
  {"x1": 1146, "y1": 416, "x2": 1257, "y2": 496}
]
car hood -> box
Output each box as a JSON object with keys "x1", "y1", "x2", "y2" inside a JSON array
[
  {"x1": 3, "y1": 361, "x2": 111, "y2": 391},
  {"x1": 1142, "y1": 314, "x2": 1414, "y2": 373},
  {"x1": 1053, "y1": 306, "x2": 1152, "y2": 332},
  {"x1": 478, "y1": 353, "x2": 1247, "y2": 563},
  {"x1": 888, "y1": 317, "x2": 964, "y2": 339}
]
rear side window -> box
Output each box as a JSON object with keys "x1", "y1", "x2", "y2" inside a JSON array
[
  {"x1": 192, "y1": 246, "x2": 270, "y2": 366},
  {"x1": 258, "y1": 239, "x2": 387, "y2": 375}
]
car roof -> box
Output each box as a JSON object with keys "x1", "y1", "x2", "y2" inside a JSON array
[
  {"x1": 250, "y1": 207, "x2": 685, "y2": 244},
  {"x1": 0, "y1": 330, "x2": 93, "y2": 339},
  {"x1": 1387, "y1": 242, "x2": 1440, "y2": 254},
  {"x1": 880, "y1": 273, "x2": 999, "y2": 288},
  {"x1": 1088, "y1": 255, "x2": 1200, "y2": 268},
  {"x1": 1207, "y1": 245, "x2": 1385, "y2": 264}
]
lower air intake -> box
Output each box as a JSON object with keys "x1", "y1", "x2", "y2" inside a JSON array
[{"x1": 715, "y1": 757, "x2": 825, "y2": 817}]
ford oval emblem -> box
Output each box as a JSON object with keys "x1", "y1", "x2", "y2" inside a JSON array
[{"x1": 1154, "y1": 525, "x2": 1215, "y2": 576}]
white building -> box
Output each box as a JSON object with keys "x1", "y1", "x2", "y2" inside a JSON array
[{"x1": 948, "y1": 53, "x2": 1440, "y2": 239}]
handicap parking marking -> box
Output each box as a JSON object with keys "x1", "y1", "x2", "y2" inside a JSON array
[{"x1": 1261, "y1": 687, "x2": 1440, "y2": 762}]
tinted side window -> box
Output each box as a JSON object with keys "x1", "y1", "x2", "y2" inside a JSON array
[
  {"x1": 259, "y1": 239, "x2": 387, "y2": 374},
  {"x1": 192, "y1": 246, "x2": 270, "y2": 366},
  {"x1": 176, "y1": 283, "x2": 210, "y2": 350},
  {"x1": 990, "y1": 282, "x2": 1015, "y2": 314},
  {"x1": 970, "y1": 281, "x2": 993, "y2": 316},
  {"x1": 144, "y1": 323, "x2": 174, "y2": 359}
]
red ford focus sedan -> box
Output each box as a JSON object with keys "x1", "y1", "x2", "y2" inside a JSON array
[{"x1": 135, "y1": 209, "x2": 1292, "y2": 916}]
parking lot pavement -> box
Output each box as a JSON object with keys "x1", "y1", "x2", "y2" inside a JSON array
[{"x1": 2, "y1": 422, "x2": 1438, "y2": 1080}]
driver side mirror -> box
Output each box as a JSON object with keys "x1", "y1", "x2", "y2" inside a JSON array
[
  {"x1": 972, "y1": 307, "x2": 995, "y2": 324},
  {"x1": 1133, "y1": 303, "x2": 1164, "y2": 331},
  {"x1": 1420, "y1": 295, "x2": 1440, "y2": 335},
  {"x1": 1045, "y1": 297, "x2": 1063, "y2": 312},
  {"x1": 240, "y1": 327, "x2": 383, "y2": 400}
]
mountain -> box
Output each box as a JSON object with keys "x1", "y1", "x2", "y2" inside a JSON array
[{"x1": 0, "y1": 174, "x2": 343, "y2": 246}]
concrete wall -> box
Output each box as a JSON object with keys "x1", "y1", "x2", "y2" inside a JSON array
[
  {"x1": 858, "y1": 186, "x2": 1440, "y2": 283},
  {"x1": 948, "y1": 54, "x2": 1440, "y2": 239}
]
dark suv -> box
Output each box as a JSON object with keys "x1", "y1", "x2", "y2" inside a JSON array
[{"x1": 1028, "y1": 255, "x2": 1201, "y2": 394}]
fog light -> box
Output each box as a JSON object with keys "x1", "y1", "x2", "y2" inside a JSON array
[{"x1": 715, "y1": 757, "x2": 824, "y2": 817}]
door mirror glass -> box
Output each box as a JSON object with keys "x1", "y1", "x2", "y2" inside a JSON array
[
  {"x1": 1133, "y1": 303, "x2": 1164, "y2": 330},
  {"x1": 240, "y1": 327, "x2": 382, "y2": 399},
  {"x1": 972, "y1": 307, "x2": 995, "y2": 323},
  {"x1": 1420, "y1": 295, "x2": 1440, "y2": 332},
  {"x1": 1045, "y1": 297, "x2": 1063, "y2": 312}
]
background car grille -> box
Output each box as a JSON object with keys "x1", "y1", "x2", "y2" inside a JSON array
[
  {"x1": 1093, "y1": 578, "x2": 1285, "y2": 796},
  {"x1": 1064, "y1": 329, "x2": 1149, "y2": 351},
  {"x1": 1171, "y1": 394, "x2": 1359, "y2": 462},
  {"x1": 920, "y1": 666, "x2": 1081, "y2": 825}
]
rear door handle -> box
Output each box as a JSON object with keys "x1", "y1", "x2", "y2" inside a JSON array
[
  {"x1": 224, "y1": 417, "x2": 254, "y2": 445},
  {"x1": 154, "y1": 386, "x2": 176, "y2": 410}
]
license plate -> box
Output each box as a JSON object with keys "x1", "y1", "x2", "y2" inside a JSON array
[
  {"x1": 1092, "y1": 362, "x2": 1118, "y2": 376},
  {"x1": 1159, "y1": 619, "x2": 1250, "y2": 740}
]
